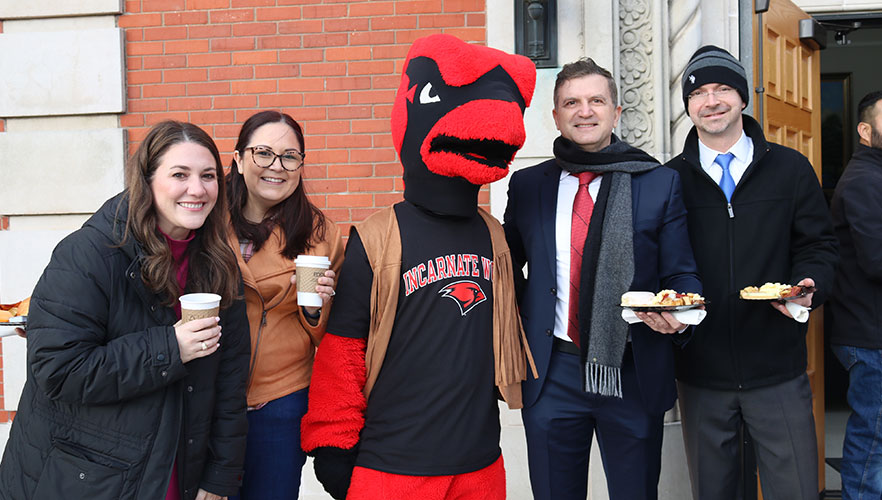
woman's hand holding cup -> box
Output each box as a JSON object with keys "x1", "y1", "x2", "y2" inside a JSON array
[
  {"x1": 315, "y1": 268, "x2": 337, "y2": 304},
  {"x1": 291, "y1": 268, "x2": 336, "y2": 317},
  {"x1": 292, "y1": 255, "x2": 335, "y2": 317},
  {"x1": 175, "y1": 316, "x2": 222, "y2": 363},
  {"x1": 176, "y1": 293, "x2": 223, "y2": 363}
]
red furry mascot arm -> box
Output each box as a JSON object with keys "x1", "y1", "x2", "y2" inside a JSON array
[
  {"x1": 301, "y1": 333, "x2": 367, "y2": 451},
  {"x1": 301, "y1": 333, "x2": 367, "y2": 500}
]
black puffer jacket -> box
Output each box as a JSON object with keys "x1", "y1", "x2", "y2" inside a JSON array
[
  {"x1": 0, "y1": 194, "x2": 250, "y2": 500},
  {"x1": 667, "y1": 116, "x2": 837, "y2": 390}
]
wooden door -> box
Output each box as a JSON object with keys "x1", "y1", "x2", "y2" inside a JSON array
[{"x1": 754, "y1": 0, "x2": 825, "y2": 496}]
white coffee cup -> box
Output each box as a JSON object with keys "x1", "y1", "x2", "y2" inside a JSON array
[
  {"x1": 179, "y1": 293, "x2": 221, "y2": 323},
  {"x1": 295, "y1": 255, "x2": 331, "y2": 307}
]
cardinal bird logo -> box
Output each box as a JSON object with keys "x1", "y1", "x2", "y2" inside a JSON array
[{"x1": 439, "y1": 280, "x2": 487, "y2": 316}]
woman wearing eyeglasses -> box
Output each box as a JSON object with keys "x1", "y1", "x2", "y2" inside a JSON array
[{"x1": 225, "y1": 111, "x2": 343, "y2": 500}]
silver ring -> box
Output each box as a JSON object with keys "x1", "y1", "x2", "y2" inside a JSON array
[
  {"x1": 200, "y1": 341, "x2": 207, "y2": 351},
  {"x1": 330, "y1": 290, "x2": 336, "y2": 297}
]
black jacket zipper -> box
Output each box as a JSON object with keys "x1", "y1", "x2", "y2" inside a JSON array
[{"x1": 687, "y1": 145, "x2": 771, "y2": 388}]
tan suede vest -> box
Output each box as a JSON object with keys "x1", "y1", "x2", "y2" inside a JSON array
[{"x1": 356, "y1": 206, "x2": 536, "y2": 409}]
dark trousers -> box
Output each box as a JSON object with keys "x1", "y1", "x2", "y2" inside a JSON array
[
  {"x1": 230, "y1": 388, "x2": 309, "y2": 500},
  {"x1": 522, "y1": 345, "x2": 664, "y2": 500},
  {"x1": 678, "y1": 375, "x2": 818, "y2": 500}
]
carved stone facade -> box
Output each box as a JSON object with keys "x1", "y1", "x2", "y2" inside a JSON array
[
  {"x1": 614, "y1": 0, "x2": 729, "y2": 160},
  {"x1": 669, "y1": 0, "x2": 703, "y2": 151},
  {"x1": 618, "y1": 0, "x2": 655, "y2": 152},
  {"x1": 616, "y1": 0, "x2": 703, "y2": 161}
]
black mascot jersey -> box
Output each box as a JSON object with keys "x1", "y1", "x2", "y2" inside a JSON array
[{"x1": 329, "y1": 201, "x2": 499, "y2": 476}]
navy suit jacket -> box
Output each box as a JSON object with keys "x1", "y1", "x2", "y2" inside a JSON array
[{"x1": 503, "y1": 159, "x2": 701, "y2": 415}]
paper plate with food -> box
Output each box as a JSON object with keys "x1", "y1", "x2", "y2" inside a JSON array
[
  {"x1": 739, "y1": 283, "x2": 815, "y2": 302},
  {"x1": 620, "y1": 290, "x2": 706, "y2": 312},
  {"x1": 0, "y1": 298, "x2": 29, "y2": 336}
]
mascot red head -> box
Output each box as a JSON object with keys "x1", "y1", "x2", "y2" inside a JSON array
[{"x1": 390, "y1": 34, "x2": 536, "y2": 216}]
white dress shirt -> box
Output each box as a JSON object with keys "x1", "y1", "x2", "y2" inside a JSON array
[
  {"x1": 554, "y1": 170, "x2": 602, "y2": 342},
  {"x1": 698, "y1": 131, "x2": 754, "y2": 187}
]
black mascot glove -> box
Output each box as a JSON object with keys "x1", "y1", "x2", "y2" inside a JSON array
[{"x1": 311, "y1": 446, "x2": 359, "y2": 500}]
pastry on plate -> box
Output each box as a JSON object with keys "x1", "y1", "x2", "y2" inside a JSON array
[{"x1": 621, "y1": 289, "x2": 705, "y2": 307}]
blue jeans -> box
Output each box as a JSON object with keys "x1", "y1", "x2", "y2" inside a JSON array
[
  {"x1": 230, "y1": 388, "x2": 309, "y2": 500},
  {"x1": 833, "y1": 345, "x2": 882, "y2": 500}
]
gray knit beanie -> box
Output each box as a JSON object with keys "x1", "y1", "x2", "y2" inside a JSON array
[{"x1": 682, "y1": 45, "x2": 749, "y2": 114}]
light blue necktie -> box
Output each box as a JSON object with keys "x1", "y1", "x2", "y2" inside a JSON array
[{"x1": 715, "y1": 153, "x2": 736, "y2": 202}]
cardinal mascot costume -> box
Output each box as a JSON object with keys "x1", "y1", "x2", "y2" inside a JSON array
[{"x1": 300, "y1": 34, "x2": 537, "y2": 500}]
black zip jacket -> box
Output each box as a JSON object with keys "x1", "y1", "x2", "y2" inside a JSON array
[
  {"x1": 0, "y1": 194, "x2": 250, "y2": 500},
  {"x1": 829, "y1": 144, "x2": 882, "y2": 348},
  {"x1": 666, "y1": 116, "x2": 837, "y2": 390}
]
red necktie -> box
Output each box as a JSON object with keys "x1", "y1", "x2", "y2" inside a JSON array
[{"x1": 568, "y1": 172, "x2": 597, "y2": 346}]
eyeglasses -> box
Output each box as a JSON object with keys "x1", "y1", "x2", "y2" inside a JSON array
[
  {"x1": 687, "y1": 86, "x2": 736, "y2": 102},
  {"x1": 246, "y1": 146, "x2": 305, "y2": 172}
]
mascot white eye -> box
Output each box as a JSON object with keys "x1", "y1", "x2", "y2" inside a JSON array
[{"x1": 419, "y1": 82, "x2": 441, "y2": 104}]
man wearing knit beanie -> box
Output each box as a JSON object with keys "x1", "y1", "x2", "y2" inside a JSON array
[
  {"x1": 680, "y1": 45, "x2": 750, "y2": 114},
  {"x1": 666, "y1": 45, "x2": 838, "y2": 500}
]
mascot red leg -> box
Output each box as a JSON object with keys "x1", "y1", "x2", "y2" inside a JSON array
[
  {"x1": 301, "y1": 34, "x2": 536, "y2": 500},
  {"x1": 347, "y1": 456, "x2": 506, "y2": 500}
]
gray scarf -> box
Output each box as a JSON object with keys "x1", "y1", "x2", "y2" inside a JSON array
[{"x1": 554, "y1": 136, "x2": 659, "y2": 397}]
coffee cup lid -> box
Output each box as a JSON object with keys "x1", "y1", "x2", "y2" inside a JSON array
[
  {"x1": 179, "y1": 293, "x2": 221, "y2": 308},
  {"x1": 295, "y1": 255, "x2": 331, "y2": 266}
]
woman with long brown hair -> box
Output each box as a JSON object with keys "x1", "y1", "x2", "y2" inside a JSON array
[
  {"x1": 0, "y1": 121, "x2": 250, "y2": 500},
  {"x1": 225, "y1": 110, "x2": 343, "y2": 499}
]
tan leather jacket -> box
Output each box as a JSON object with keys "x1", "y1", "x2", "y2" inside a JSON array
[{"x1": 227, "y1": 221, "x2": 344, "y2": 406}]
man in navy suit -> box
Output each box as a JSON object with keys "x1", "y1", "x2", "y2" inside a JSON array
[{"x1": 503, "y1": 58, "x2": 702, "y2": 500}]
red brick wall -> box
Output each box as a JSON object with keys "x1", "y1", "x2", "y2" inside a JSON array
[{"x1": 120, "y1": 0, "x2": 489, "y2": 229}]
